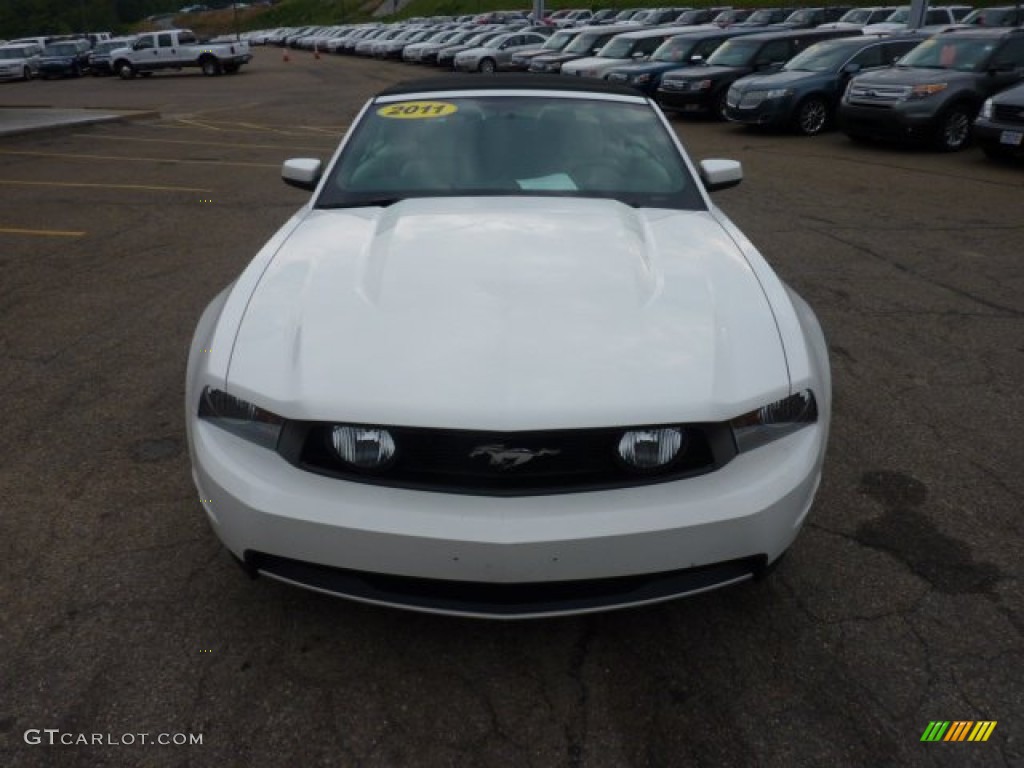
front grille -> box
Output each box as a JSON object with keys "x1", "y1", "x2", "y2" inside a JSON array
[
  {"x1": 993, "y1": 103, "x2": 1024, "y2": 126},
  {"x1": 660, "y1": 79, "x2": 687, "y2": 92},
  {"x1": 279, "y1": 422, "x2": 735, "y2": 496},
  {"x1": 738, "y1": 91, "x2": 763, "y2": 109},
  {"x1": 607, "y1": 72, "x2": 627, "y2": 83},
  {"x1": 847, "y1": 84, "x2": 909, "y2": 105}
]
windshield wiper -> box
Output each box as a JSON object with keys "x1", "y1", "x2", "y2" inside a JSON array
[{"x1": 316, "y1": 197, "x2": 403, "y2": 210}]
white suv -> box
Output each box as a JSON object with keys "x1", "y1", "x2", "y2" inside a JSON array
[{"x1": 0, "y1": 43, "x2": 42, "y2": 81}]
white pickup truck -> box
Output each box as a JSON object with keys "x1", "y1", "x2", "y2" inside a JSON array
[{"x1": 110, "y1": 29, "x2": 251, "y2": 79}]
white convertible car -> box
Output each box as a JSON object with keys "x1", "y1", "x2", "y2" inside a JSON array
[{"x1": 186, "y1": 76, "x2": 831, "y2": 618}]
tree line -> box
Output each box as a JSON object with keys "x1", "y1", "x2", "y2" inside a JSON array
[{"x1": 1, "y1": 0, "x2": 190, "y2": 38}]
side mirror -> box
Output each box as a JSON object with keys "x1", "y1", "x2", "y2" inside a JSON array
[
  {"x1": 132, "y1": 41, "x2": 144, "y2": 50},
  {"x1": 282, "y1": 158, "x2": 322, "y2": 191},
  {"x1": 699, "y1": 158, "x2": 743, "y2": 192},
  {"x1": 689, "y1": 54, "x2": 704, "y2": 64},
  {"x1": 842, "y1": 62, "x2": 861, "y2": 74}
]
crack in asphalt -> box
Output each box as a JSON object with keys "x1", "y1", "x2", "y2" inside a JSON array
[{"x1": 809, "y1": 226, "x2": 1024, "y2": 318}]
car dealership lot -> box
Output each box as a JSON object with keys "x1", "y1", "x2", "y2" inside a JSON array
[{"x1": 1, "y1": 49, "x2": 1021, "y2": 767}]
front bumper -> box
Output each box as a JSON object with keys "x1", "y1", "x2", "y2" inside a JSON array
[
  {"x1": 838, "y1": 100, "x2": 941, "y2": 142},
  {"x1": 189, "y1": 418, "x2": 825, "y2": 618},
  {"x1": 656, "y1": 87, "x2": 715, "y2": 113},
  {"x1": 973, "y1": 118, "x2": 1024, "y2": 153},
  {"x1": 724, "y1": 95, "x2": 794, "y2": 127}
]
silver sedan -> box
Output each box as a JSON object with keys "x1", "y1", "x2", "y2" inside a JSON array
[{"x1": 454, "y1": 32, "x2": 549, "y2": 73}]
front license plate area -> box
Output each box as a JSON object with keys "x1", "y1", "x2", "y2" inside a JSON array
[{"x1": 999, "y1": 130, "x2": 1023, "y2": 146}]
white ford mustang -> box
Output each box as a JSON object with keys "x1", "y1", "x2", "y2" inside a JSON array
[{"x1": 186, "y1": 76, "x2": 831, "y2": 618}]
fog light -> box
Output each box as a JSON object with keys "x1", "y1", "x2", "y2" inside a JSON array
[
  {"x1": 618, "y1": 428, "x2": 683, "y2": 469},
  {"x1": 331, "y1": 426, "x2": 396, "y2": 469}
]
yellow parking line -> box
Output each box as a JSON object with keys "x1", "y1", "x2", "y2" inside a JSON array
[
  {"x1": 78, "y1": 133, "x2": 332, "y2": 153},
  {"x1": 175, "y1": 118, "x2": 225, "y2": 132},
  {"x1": 0, "y1": 227, "x2": 85, "y2": 237},
  {"x1": 0, "y1": 179, "x2": 212, "y2": 193},
  {"x1": 0, "y1": 149, "x2": 277, "y2": 169},
  {"x1": 169, "y1": 118, "x2": 344, "y2": 136}
]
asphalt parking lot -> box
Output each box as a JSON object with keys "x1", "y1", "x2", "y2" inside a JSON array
[{"x1": 1, "y1": 48, "x2": 1022, "y2": 768}]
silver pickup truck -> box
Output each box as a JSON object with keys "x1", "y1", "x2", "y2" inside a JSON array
[{"x1": 110, "y1": 29, "x2": 251, "y2": 78}]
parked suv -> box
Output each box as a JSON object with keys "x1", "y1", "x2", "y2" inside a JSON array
[
  {"x1": 864, "y1": 5, "x2": 974, "y2": 33},
  {"x1": 530, "y1": 24, "x2": 642, "y2": 73},
  {"x1": 606, "y1": 27, "x2": 768, "y2": 95},
  {"x1": 37, "y1": 39, "x2": 91, "y2": 78},
  {"x1": 838, "y1": 28, "x2": 1024, "y2": 150},
  {"x1": 973, "y1": 81, "x2": 1024, "y2": 159},
  {"x1": 656, "y1": 28, "x2": 860, "y2": 117},
  {"x1": 725, "y1": 34, "x2": 921, "y2": 134},
  {"x1": 561, "y1": 25, "x2": 697, "y2": 78},
  {"x1": 0, "y1": 43, "x2": 42, "y2": 81}
]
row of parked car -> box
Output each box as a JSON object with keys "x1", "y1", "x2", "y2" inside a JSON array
[
  {"x1": 242, "y1": 9, "x2": 1023, "y2": 160},
  {"x1": 0, "y1": 33, "x2": 138, "y2": 80}
]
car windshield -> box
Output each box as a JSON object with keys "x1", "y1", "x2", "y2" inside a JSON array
[
  {"x1": 318, "y1": 95, "x2": 703, "y2": 211},
  {"x1": 482, "y1": 34, "x2": 512, "y2": 49},
  {"x1": 707, "y1": 39, "x2": 760, "y2": 67},
  {"x1": 565, "y1": 33, "x2": 606, "y2": 55},
  {"x1": 652, "y1": 37, "x2": 699, "y2": 63},
  {"x1": 898, "y1": 37, "x2": 997, "y2": 71},
  {"x1": 465, "y1": 32, "x2": 500, "y2": 47},
  {"x1": 44, "y1": 43, "x2": 78, "y2": 56},
  {"x1": 786, "y1": 10, "x2": 816, "y2": 24},
  {"x1": 600, "y1": 37, "x2": 640, "y2": 58},
  {"x1": 543, "y1": 31, "x2": 574, "y2": 50},
  {"x1": 785, "y1": 40, "x2": 861, "y2": 71},
  {"x1": 745, "y1": 10, "x2": 777, "y2": 23},
  {"x1": 884, "y1": 9, "x2": 910, "y2": 23},
  {"x1": 839, "y1": 9, "x2": 872, "y2": 23},
  {"x1": 963, "y1": 8, "x2": 1013, "y2": 24}
]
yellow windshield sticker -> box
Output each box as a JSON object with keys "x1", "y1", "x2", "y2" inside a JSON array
[{"x1": 377, "y1": 101, "x2": 459, "y2": 119}]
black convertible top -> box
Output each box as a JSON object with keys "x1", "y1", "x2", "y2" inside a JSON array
[{"x1": 376, "y1": 74, "x2": 645, "y2": 100}]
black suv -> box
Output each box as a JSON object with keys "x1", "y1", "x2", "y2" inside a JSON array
[
  {"x1": 974, "y1": 81, "x2": 1024, "y2": 159},
  {"x1": 656, "y1": 28, "x2": 860, "y2": 118},
  {"x1": 838, "y1": 28, "x2": 1024, "y2": 150}
]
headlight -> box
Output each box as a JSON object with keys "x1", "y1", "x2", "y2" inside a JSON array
[
  {"x1": 331, "y1": 426, "x2": 396, "y2": 469},
  {"x1": 730, "y1": 390, "x2": 818, "y2": 453},
  {"x1": 198, "y1": 387, "x2": 284, "y2": 450},
  {"x1": 632, "y1": 73, "x2": 651, "y2": 84},
  {"x1": 765, "y1": 88, "x2": 792, "y2": 99},
  {"x1": 906, "y1": 82, "x2": 947, "y2": 100},
  {"x1": 979, "y1": 97, "x2": 993, "y2": 120},
  {"x1": 618, "y1": 428, "x2": 684, "y2": 470}
]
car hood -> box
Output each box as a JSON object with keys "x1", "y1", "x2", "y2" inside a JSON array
[
  {"x1": 226, "y1": 197, "x2": 789, "y2": 430},
  {"x1": 854, "y1": 66, "x2": 964, "y2": 86},
  {"x1": 667, "y1": 64, "x2": 747, "y2": 80},
  {"x1": 732, "y1": 69, "x2": 824, "y2": 91},
  {"x1": 534, "y1": 52, "x2": 586, "y2": 64},
  {"x1": 608, "y1": 60, "x2": 683, "y2": 75}
]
